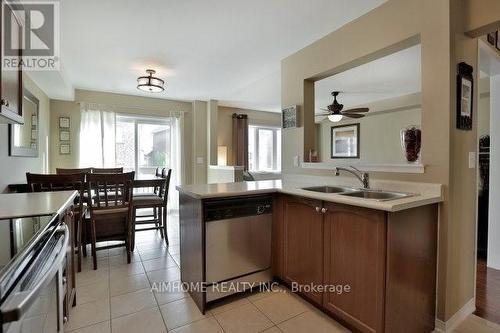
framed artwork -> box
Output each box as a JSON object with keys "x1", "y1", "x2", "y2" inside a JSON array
[
  {"x1": 487, "y1": 31, "x2": 496, "y2": 46},
  {"x1": 282, "y1": 105, "x2": 298, "y2": 128},
  {"x1": 59, "y1": 116, "x2": 70, "y2": 128},
  {"x1": 60, "y1": 143, "x2": 70, "y2": 155},
  {"x1": 496, "y1": 31, "x2": 500, "y2": 51},
  {"x1": 59, "y1": 130, "x2": 70, "y2": 141},
  {"x1": 456, "y1": 62, "x2": 473, "y2": 130},
  {"x1": 331, "y1": 123, "x2": 360, "y2": 159}
]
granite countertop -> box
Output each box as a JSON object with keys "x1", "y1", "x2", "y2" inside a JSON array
[
  {"x1": 0, "y1": 191, "x2": 78, "y2": 220},
  {"x1": 176, "y1": 178, "x2": 443, "y2": 212}
]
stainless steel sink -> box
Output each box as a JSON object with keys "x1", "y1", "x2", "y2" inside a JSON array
[
  {"x1": 301, "y1": 186, "x2": 355, "y2": 194},
  {"x1": 339, "y1": 190, "x2": 414, "y2": 201}
]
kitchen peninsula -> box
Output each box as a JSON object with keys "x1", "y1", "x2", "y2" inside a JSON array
[{"x1": 177, "y1": 178, "x2": 442, "y2": 333}]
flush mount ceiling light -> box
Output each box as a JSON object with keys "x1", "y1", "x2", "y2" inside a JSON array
[{"x1": 137, "y1": 69, "x2": 165, "y2": 93}]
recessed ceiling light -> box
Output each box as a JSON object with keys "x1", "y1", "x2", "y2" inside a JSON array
[{"x1": 137, "y1": 69, "x2": 164, "y2": 93}]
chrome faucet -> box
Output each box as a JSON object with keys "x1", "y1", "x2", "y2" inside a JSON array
[{"x1": 334, "y1": 166, "x2": 370, "y2": 189}]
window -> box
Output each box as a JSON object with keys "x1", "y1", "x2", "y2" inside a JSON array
[
  {"x1": 115, "y1": 115, "x2": 171, "y2": 177},
  {"x1": 248, "y1": 125, "x2": 281, "y2": 172}
]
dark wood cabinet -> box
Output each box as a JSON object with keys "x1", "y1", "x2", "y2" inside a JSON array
[
  {"x1": 323, "y1": 203, "x2": 386, "y2": 333},
  {"x1": 275, "y1": 195, "x2": 438, "y2": 333},
  {"x1": 282, "y1": 196, "x2": 324, "y2": 305},
  {"x1": 0, "y1": 0, "x2": 23, "y2": 124}
]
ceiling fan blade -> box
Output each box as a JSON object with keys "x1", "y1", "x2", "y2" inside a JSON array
[
  {"x1": 343, "y1": 113, "x2": 365, "y2": 119},
  {"x1": 342, "y1": 107, "x2": 369, "y2": 113}
]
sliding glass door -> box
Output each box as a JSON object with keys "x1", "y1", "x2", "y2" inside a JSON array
[{"x1": 115, "y1": 115, "x2": 171, "y2": 177}]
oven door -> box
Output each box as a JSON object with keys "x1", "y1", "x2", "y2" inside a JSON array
[{"x1": 0, "y1": 224, "x2": 68, "y2": 333}]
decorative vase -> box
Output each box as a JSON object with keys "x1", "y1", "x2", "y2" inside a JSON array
[{"x1": 400, "y1": 125, "x2": 421, "y2": 163}]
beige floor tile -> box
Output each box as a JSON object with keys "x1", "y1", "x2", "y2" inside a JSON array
[
  {"x1": 252, "y1": 291, "x2": 310, "y2": 324},
  {"x1": 111, "y1": 307, "x2": 167, "y2": 333},
  {"x1": 208, "y1": 297, "x2": 250, "y2": 315},
  {"x1": 65, "y1": 320, "x2": 110, "y2": 333},
  {"x1": 110, "y1": 288, "x2": 157, "y2": 318},
  {"x1": 110, "y1": 273, "x2": 150, "y2": 296},
  {"x1": 152, "y1": 280, "x2": 189, "y2": 305},
  {"x1": 171, "y1": 253, "x2": 181, "y2": 266},
  {"x1": 260, "y1": 327, "x2": 282, "y2": 333},
  {"x1": 65, "y1": 298, "x2": 110, "y2": 331},
  {"x1": 167, "y1": 245, "x2": 180, "y2": 255},
  {"x1": 246, "y1": 285, "x2": 286, "y2": 303},
  {"x1": 454, "y1": 315, "x2": 500, "y2": 333},
  {"x1": 142, "y1": 255, "x2": 177, "y2": 272},
  {"x1": 214, "y1": 303, "x2": 274, "y2": 333},
  {"x1": 80, "y1": 257, "x2": 108, "y2": 272},
  {"x1": 278, "y1": 311, "x2": 350, "y2": 333},
  {"x1": 140, "y1": 247, "x2": 170, "y2": 261},
  {"x1": 147, "y1": 266, "x2": 181, "y2": 285},
  {"x1": 76, "y1": 280, "x2": 109, "y2": 305},
  {"x1": 76, "y1": 268, "x2": 109, "y2": 287},
  {"x1": 171, "y1": 318, "x2": 224, "y2": 333},
  {"x1": 160, "y1": 297, "x2": 210, "y2": 330},
  {"x1": 108, "y1": 252, "x2": 141, "y2": 266},
  {"x1": 109, "y1": 261, "x2": 145, "y2": 278},
  {"x1": 137, "y1": 242, "x2": 166, "y2": 252}
]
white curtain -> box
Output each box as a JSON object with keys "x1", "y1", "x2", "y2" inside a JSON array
[
  {"x1": 167, "y1": 114, "x2": 182, "y2": 212},
  {"x1": 79, "y1": 103, "x2": 116, "y2": 168}
]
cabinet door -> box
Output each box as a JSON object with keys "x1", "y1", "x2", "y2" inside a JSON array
[
  {"x1": 283, "y1": 196, "x2": 323, "y2": 305},
  {"x1": 1, "y1": 1, "x2": 23, "y2": 119},
  {"x1": 323, "y1": 203, "x2": 386, "y2": 333}
]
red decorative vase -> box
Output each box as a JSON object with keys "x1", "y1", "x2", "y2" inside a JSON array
[{"x1": 400, "y1": 125, "x2": 421, "y2": 163}]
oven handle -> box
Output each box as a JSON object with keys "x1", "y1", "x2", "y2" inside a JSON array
[{"x1": 0, "y1": 224, "x2": 68, "y2": 323}]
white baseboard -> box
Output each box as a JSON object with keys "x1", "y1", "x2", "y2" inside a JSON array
[{"x1": 433, "y1": 298, "x2": 475, "y2": 333}]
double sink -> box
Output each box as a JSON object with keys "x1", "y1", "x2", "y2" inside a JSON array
[{"x1": 301, "y1": 186, "x2": 414, "y2": 201}]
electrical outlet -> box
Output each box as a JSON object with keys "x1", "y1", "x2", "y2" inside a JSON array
[
  {"x1": 196, "y1": 157, "x2": 204, "y2": 165},
  {"x1": 468, "y1": 152, "x2": 476, "y2": 169}
]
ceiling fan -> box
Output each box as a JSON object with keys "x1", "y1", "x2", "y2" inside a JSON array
[{"x1": 317, "y1": 91, "x2": 369, "y2": 122}]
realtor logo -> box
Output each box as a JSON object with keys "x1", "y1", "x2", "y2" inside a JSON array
[{"x1": 2, "y1": 1, "x2": 60, "y2": 70}]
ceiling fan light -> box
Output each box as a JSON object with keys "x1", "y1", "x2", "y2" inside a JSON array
[{"x1": 328, "y1": 114, "x2": 343, "y2": 122}]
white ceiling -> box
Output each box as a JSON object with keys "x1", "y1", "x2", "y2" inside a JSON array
[
  {"x1": 315, "y1": 44, "x2": 421, "y2": 113},
  {"x1": 30, "y1": 0, "x2": 388, "y2": 111}
]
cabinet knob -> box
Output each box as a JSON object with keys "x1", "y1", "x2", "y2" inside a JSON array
[
  {"x1": 315, "y1": 206, "x2": 320, "y2": 213},
  {"x1": 321, "y1": 208, "x2": 327, "y2": 214}
]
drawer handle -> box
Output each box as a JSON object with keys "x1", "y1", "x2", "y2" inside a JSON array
[
  {"x1": 321, "y1": 208, "x2": 327, "y2": 214},
  {"x1": 315, "y1": 206, "x2": 320, "y2": 213}
]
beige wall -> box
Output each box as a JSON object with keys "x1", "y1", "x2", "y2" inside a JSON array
[
  {"x1": 318, "y1": 94, "x2": 421, "y2": 164},
  {"x1": 0, "y1": 75, "x2": 50, "y2": 192},
  {"x1": 280, "y1": 0, "x2": 500, "y2": 321},
  {"x1": 218, "y1": 106, "x2": 281, "y2": 166},
  {"x1": 49, "y1": 89, "x2": 197, "y2": 183}
]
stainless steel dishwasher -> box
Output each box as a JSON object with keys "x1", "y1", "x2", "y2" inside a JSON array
[{"x1": 204, "y1": 195, "x2": 273, "y2": 302}]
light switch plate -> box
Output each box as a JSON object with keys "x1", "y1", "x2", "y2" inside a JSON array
[
  {"x1": 468, "y1": 152, "x2": 476, "y2": 169},
  {"x1": 293, "y1": 155, "x2": 300, "y2": 167},
  {"x1": 196, "y1": 157, "x2": 204, "y2": 165}
]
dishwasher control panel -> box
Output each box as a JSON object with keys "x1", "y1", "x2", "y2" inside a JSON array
[{"x1": 204, "y1": 196, "x2": 273, "y2": 222}]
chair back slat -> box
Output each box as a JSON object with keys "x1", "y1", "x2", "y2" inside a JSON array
[
  {"x1": 87, "y1": 172, "x2": 134, "y2": 213},
  {"x1": 162, "y1": 169, "x2": 172, "y2": 205},
  {"x1": 91, "y1": 167, "x2": 123, "y2": 174}
]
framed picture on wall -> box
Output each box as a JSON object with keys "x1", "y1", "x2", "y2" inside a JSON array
[
  {"x1": 59, "y1": 116, "x2": 70, "y2": 128},
  {"x1": 282, "y1": 105, "x2": 298, "y2": 128},
  {"x1": 60, "y1": 143, "x2": 71, "y2": 155},
  {"x1": 456, "y1": 62, "x2": 473, "y2": 130},
  {"x1": 496, "y1": 31, "x2": 500, "y2": 51},
  {"x1": 59, "y1": 130, "x2": 70, "y2": 141},
  {"x1": 331, "y1": 123, "x2": 360, "y2": 159},
  {"x1": 487, "y1": 31, "x2": 496, "y2": 46}
]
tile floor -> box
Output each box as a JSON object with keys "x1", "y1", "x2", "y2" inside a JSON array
[
  {"x1": 64, "y1": 213, "x2": 350, "y2": 333},
  {"x1": 64, "y1": 213, "x2": 500, "y2": 333}
]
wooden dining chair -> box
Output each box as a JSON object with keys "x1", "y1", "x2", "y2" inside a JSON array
[
  {"x1": 56, "y1": 167, "x2": 92, "y2": 175},
  {"x1": 131, "y1": 169, "x2": 171, "y2": 250},
  {"x1": 91, "y1": 167, "x2": 124, "y2": 173},
  {"x1": 26, "y1": 172, "x2": 86, "y2": 272},
  {"x1": 86, "y1": 171, "x2": 135, "y2": 270},
  {"x1": 155, "y1": 167, "x2": 161, "y2": 177}
]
